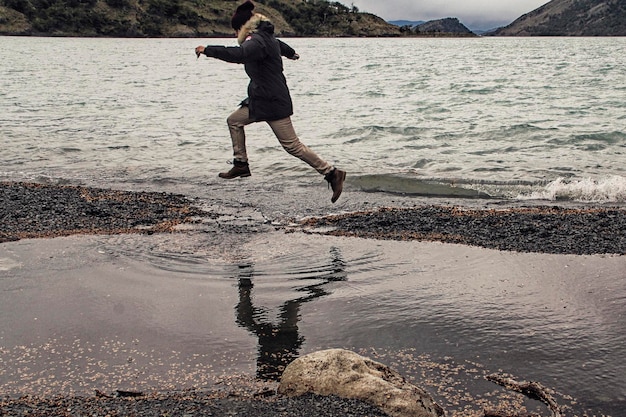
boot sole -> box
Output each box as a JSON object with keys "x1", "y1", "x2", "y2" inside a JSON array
[{"x1": 218, "y1": 173, "x2": 251, "y2": 179}]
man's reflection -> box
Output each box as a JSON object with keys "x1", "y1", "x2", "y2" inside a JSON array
[{"x1": 235, "y1": 247, "x2": 347, "y2": 380}]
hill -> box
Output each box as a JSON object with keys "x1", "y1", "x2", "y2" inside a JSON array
[
  {"x1": 388, "y1": 19, "x2": 426, "y2": 28},
  {"x1": 389, "y1": 17, "x2": 475, "y2": 37},
  {"x1": 0, "y1": 0, "x2": 403, "y2": 37},
  {"x1": 413, "y1": 18, "x2": 474, "y2": 36},
  {"x1": 492, "y1": 0, "x2": 626, "y2": 36}
]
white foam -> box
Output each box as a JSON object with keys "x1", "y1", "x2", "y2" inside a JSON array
[{"x1": 519, "y1": 175, "x2": 626, "y2": 203}]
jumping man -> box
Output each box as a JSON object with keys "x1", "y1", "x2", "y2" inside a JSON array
[{"x1": 195, "y1": 0, "x2": 346, "y2": 203}]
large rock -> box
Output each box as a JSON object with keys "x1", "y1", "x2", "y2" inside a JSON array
[{"x1": 278, "y1": 349, "x2": 445, "y2": 417}]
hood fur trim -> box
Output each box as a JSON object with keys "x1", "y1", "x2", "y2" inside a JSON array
[{"x1": 237, "y1": 13, "x2": 270, "y2": 45}]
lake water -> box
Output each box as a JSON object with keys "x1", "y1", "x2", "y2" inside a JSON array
[
  {"x1": 1, "y1": 36, "x2": 626, "y2": 416},
  {"x1": 1, "y1": 36, "x2": 625, "y2": 201}
]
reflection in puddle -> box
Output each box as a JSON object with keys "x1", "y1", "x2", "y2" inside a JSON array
[
  {"x1": 235, "y1": 247, "x2": 347, "y2": 380},
  {"x1": 1, "y1": 232, "x2": 625, "y2": 416}
]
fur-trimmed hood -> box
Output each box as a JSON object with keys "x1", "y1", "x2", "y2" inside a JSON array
[{"x1": 237, "y1": 13, "x2": 273, "y2": 45}]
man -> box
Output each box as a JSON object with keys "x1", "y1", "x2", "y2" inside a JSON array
[{"x1": 195, "y1": 0, "x2": 346, "y2": 203}]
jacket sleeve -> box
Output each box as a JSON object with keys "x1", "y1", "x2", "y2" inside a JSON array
[
  {"x1": 204, "y1": 37, "x2": 266, "y2": 64},
  {"x1": 278, "y1": 39, "x2": 297, "y2": 59},
  {"x1": 203, "y1": 45, "x2": 244, "y2": 63}
]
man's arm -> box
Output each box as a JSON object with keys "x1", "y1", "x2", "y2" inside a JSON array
[
  {"x1": 199, "y1": 45, "x2": 245, "y2": 64},
  {"x1": 195, "y1": 37, "x2": 266, "y2": 64},
  {"x1": 278, "y1": 39, "x2": 299, "y2": 60}
]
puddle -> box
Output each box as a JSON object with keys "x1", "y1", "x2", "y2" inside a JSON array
[{"x1": 1, "y1": 232, "x2": 625, "y2": 416}]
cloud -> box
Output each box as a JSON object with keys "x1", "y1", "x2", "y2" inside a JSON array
[{"x1": 345, "y1": 0, "x2": 549, "y2": 29}]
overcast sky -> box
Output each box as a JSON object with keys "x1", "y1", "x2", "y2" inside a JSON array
[{"x1": 340, "y1": 0, "x2": 550, "y2": 30}]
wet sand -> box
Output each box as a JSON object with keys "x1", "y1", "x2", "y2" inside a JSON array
[{"x1": 1, "y1": 181, "x2": 625, "y2": 416}]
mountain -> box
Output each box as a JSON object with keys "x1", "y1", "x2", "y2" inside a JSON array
[
  {"x1": 389, "y1": 18, "x2": 475, "y2": 36},
  {"x1": 388, "y1": 20, "x2": 426, "y2": 28},
  {"x1": 492, "y1": 0, "x2": 626, "y2": 36},
  {"x1": 0, "y1": 0, "x2": 403, "y2": 37},
  {"x1": 414, "y1": 18, "x2": 474, "y2": 36}
]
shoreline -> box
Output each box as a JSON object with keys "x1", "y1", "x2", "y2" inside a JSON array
[{"x1": 2, "y1": 181, "x2": 625, "y2": 255}]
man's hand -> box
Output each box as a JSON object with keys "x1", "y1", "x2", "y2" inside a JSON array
[
  {"x1": 195, "y1": 45, "x2": 205, "y2": 58},
  {"x1": 289, "y1": 53, "x2": 300, "y2": 61}
]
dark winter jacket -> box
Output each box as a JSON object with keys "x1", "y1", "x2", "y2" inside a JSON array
[{"x1": 203, "y1": 14, "x2": 298, "y2": 122}]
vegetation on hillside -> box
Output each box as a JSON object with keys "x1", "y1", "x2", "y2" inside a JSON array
[
  {"x1": 259, "y1": 0, "x2": 357, "y2": 36},
  {"x1": 0, "y1": 0, "x2": 401, "y2": 36},
  {"x1": 2, "y1": 0, "x2": 623, "y2": 37},
  {"x1": 0, "y1": 0, "x2": 240, "y2": 36}
]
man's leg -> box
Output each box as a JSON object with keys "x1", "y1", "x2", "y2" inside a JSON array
[
  {"x1": 220, "y1": 106, "x2": 254, "y2": 179},
  {"x1": 227, "y1": 105, "x2": 254, "y2": 163},
  {"x1": 268, "y1": 117, "x2": 346, "y2": 203},
  {"x1": 267, "y1": 117, "x2": 333, "y2": 175}
]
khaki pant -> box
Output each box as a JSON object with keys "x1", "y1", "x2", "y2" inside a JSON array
[{"x1": 227, "y1": 105, "x2": 333, "y2": 176}]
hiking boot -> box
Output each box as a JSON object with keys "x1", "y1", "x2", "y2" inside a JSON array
[
  {"x1": 219, "y1": 160, "x2": 251, "y2": 179},
  {"x1": 325, "y1": 168, "x2": 346, "y2": 203}
]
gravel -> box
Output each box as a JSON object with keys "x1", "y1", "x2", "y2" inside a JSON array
[
  {"x1": 300, "y1": 205, "x2": 626, "y2": 255},
  {"x1": 0, "y1": 392, "x2": 390, "y2": 417},
  {"x1": 0, "y1": 181, "x2": 209, "y2": 243}
]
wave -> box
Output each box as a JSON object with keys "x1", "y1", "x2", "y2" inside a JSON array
[
  {"x1": 519, "y1": 175, "x2": 626, "y2": 203},
  {"x1": 350, "y1": 174, "x2": 491, "y2": 199},
  {"x1": 351, "y1": 173, "x2": 626, "y2": 203}
]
